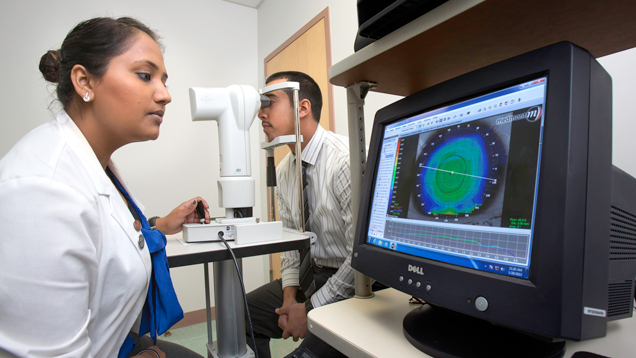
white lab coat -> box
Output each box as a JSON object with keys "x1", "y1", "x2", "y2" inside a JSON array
[{"x1": 0, "y1": 112, "x2": 152, "y2": 357}]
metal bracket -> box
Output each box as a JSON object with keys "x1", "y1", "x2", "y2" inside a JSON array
[{"x1": 346, "y1": 81, "x2": 377, "y2": 299}]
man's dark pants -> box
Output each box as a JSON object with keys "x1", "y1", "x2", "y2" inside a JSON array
[{"x1": 245, "y1": 265, "x2": 347, "y2": 358}]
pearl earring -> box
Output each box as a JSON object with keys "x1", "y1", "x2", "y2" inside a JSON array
[{"x1": 83, "y1": 92, "x2": 90, "y2": 102}]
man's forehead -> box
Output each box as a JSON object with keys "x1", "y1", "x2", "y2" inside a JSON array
[
  {"x1": 265, "y1": 77, "x2": 292, "y2": 99},
  {"x1": 266, "y1": 77, "x2": 289, "y2": 86}
]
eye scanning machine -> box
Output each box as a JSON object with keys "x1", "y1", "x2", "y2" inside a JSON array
[{"x1": 184, "y1": 81, "x2": 315, "y2": 358}]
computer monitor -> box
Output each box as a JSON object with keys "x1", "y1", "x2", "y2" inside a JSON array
[{"x1": 352, "y1": 42, "x2": 636, "y2": 357}]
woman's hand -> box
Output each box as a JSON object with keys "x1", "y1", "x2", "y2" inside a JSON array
[{"x1": 155, "y1": 197, "x2": 210, "y2": 235}]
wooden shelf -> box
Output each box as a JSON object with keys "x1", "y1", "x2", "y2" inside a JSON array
[{"x1": 329, "y1": 0, "x2": 636, "y2": 96}]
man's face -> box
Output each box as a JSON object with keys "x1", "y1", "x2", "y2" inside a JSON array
[{"x1": 259, "y1": 78, "x2": 295, "y2": 142}]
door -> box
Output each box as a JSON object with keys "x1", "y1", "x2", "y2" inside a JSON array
[{"x1": 264, "y1": 7, "x2": 334, "y2": 280}]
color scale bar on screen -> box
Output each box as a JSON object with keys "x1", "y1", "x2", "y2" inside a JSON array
[{"x1": 386, "y1": 138, "x2": 402, "y2": 212}]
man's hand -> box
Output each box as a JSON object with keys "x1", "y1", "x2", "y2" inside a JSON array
[
  {"x1": 275, "y1": 302, "x2": 309, "y2": 341},
  {"x1": 155, "y1": 197, "x2": 210, "y2": 235},
  {"x1": 277, "y1": 286, "x2": 298, "y2": 331}
]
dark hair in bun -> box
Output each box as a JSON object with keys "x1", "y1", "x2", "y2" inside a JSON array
[
  {"x1": 39, "y1": 17, "x2": 162, "y2": 109},
  {"x1": 39, "y1": 50, "x2": 61, "y2": 83}
]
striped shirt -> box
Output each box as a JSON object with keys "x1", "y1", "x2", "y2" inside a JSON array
[{"x1": 277, "y1": 125, "x2": 355, "y2": 308}]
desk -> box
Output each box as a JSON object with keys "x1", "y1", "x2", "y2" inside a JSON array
[
  {"x1": 166, "y1": 228, "x2": 309, "y2": 268},
  {"x1": 307, "y1": 288, "x2": 636, "y2": 358},
  {"x1": 167, "y1": 228, "x2": 310, "y2": 358}
]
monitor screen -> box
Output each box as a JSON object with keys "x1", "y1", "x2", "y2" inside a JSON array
[{"x1": 366, "y1": 78, "x2": 547, "y2": 280}]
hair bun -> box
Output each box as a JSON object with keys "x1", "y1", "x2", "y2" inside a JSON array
[{"x1": 39, "y1": 50, "x2": 61, "y2": 83}]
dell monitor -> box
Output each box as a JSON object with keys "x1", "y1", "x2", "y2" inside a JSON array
[{"x1": 351, "y1": 42, "x2": 636, "y2": 357}]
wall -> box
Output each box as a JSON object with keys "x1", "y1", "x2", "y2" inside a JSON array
[
  {"x1": 598, "y1": 47, "x2": 636, "y2": 177},
  {"x1": 0, "y1": 0, "x2": 267, "y2": 313}
]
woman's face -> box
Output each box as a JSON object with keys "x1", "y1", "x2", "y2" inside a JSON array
[{"x1": 91, "y1": 32, "x2": 171, "y2": 145}]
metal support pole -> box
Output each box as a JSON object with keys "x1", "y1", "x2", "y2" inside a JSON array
[
  {"x1": 293, "y1": 88, "x2": 306, "y2": 233},
  {"x1": 212, "y1": 258, "x2": 253, "y2": 358},
  {"x1": 347, "y1": 81, "x2": 377, "y2": 299},
  {"x1": 204, "y1": 263, "x2": 213, "y2": 358}
]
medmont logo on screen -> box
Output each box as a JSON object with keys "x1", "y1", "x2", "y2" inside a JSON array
[
  {"x1": 495, "y1": 106, "x2": 542, "y2": 125},
  {"x1": 408, "y1": 264, "x2": 424, "y2": 275}
]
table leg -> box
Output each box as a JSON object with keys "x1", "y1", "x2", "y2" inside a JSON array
[
  {"x1": 204, "y1": 262, "x2": 214, "y2": 358},
  {"x1": 212, "y1": 258, "x2": 254, "y2": 358}
]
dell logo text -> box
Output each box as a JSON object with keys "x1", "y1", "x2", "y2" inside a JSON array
[{"x1": 408, "y1": 264, "x2": 424, "y2": 275}]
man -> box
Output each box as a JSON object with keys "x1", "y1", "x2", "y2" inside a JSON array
[{"x1": 246, "y1": 71, "x2": 352, "y2": 358}]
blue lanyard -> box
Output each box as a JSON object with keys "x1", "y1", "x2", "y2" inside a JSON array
[{"x1": 106, "y1": 168, "x2": 184, "y2": 357}]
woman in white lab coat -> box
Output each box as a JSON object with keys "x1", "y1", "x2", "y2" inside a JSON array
[{"x1": 0, "y1": 17, "x2": 206, "y2": 358}]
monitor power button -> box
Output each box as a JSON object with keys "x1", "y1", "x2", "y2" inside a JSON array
[{"x1": 475, "y1": 296, "x2": 489, "y2": 312}]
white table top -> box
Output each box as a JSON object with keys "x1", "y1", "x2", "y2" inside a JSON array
[
  {"x1": 308, "y1": 288, "x2": 636, "y2": 358},
  {"x1": 165, "y1": 228, "x2": 310, "y2": 267}
]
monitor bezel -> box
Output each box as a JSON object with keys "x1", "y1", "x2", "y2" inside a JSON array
[{"x1": 351, "y1": 42, "x2": 612, "y2": 340}]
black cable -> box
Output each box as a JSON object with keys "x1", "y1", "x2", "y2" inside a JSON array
[{"x1": 218, "y1": 231, "x2": 258, "y2": 358}]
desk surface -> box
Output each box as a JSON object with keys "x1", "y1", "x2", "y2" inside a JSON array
[
  {"x1": 166, "y1": 228, "x2": 309, "y2": 267},
  {"x1": 329, "y1": 0, "x2": 636, "y2": 97},
  {"x1": 308, "y1": 288, "x2": 636, "y2": 358}
]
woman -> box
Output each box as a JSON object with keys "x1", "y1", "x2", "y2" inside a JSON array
[{"x1": 0, "y1": 17, "x2": 206, "y2": 358}]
